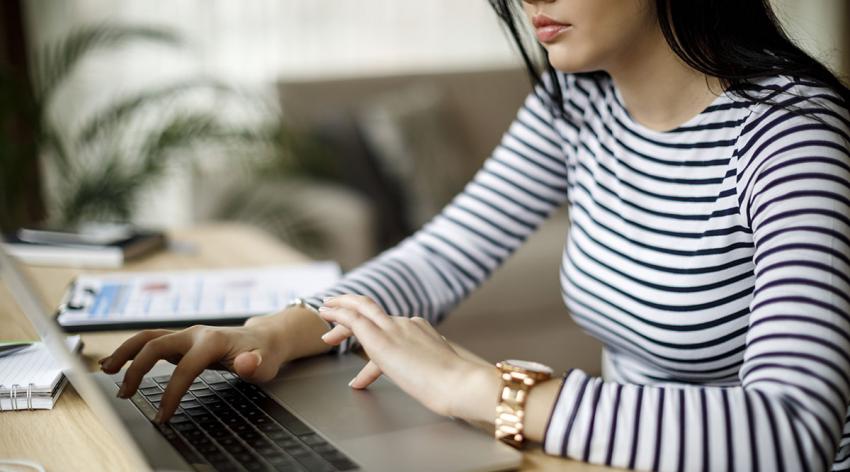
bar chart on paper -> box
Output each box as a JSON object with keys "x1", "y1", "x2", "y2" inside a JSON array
[{"x1": 55, "y1": 263, "x2": 340, "y2": 330}]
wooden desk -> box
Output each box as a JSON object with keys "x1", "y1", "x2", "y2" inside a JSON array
[{"x1": 0, "y1": 224, "x2": 610, "y2": 471}]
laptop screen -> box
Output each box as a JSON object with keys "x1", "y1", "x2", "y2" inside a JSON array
[{"x1": 0, "y1": 247, "x2": 151, "y2": 470}]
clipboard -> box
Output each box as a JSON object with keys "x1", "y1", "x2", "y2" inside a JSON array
[{"x1": 55, "y1": 263, "x2": 340, "y2": 331}]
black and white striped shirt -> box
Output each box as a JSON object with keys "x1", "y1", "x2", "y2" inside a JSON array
[{"x1": 307, "y1": 72, "x2": 850, "y2": 471}]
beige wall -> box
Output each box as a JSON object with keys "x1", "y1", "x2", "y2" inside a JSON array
[{"x1": 772, "y1": 0, "x2": 850, "y2": 80}]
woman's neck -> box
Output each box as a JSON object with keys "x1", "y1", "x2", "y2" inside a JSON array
[{"x1": 606, "y1": 27, "x2": 722, "y2": 132}]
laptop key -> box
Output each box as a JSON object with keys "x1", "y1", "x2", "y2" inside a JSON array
[
  {"x1": 267, "y1": 430, "x2": 294, "y2": 442},
  {"x1": 138, "y1": 378, "x2": 157, "y2": 389},
  {"x1": 244, "y1": 461, "x2": 266, "y2": 472},
  {"x1": 299, "y1": 433, "x2": 324, "y2": 446},
  {"x1": 231, "y1": 423, "x2": 251, "y2": 434},
  {"x1": 180, "y1": 400, "x2": 201, "y2": 409},
  {"x1": 153, "y1": 374, "x2": 171, "y2": 384},
  {"x1": 275, "y1": 466, "x2": 303, "y2": 472},
  {"x1": 168, "y1": 414, "x2": 190, "y2": 424},
  {"x1": 330, "y1": 459, "x2": 359, "y2": 471},
  {"x1": 285, "y1": 445, "x2": 309, "y2": 456},
  {"x1": 172, "y1": 421, "x2": 196, "y2": 433},
  {"x1": 264, "y1": 454, "x2": 300, "y2": 470},
  {"x1": 275, "y1": 438, "x2": 300, "y2": 448},
  {"x1": 210, "y1": 382, "x2": 233, "y2": 391},
  {"x1": 208, "y1": 428, "x2": 231, "y2": 440},
  {"x1": 312, "y1": 443, "x2": 336, "y2": 455},
  {"x1": 183, "y1": 429, "x2": 206, "y2": 440},
  {"x1": 198, "y1": 393, "x2": 221, "y2": 402},
  {"x1": 186, "y1": 408, "x2": 210, "y2": 418},
  {"x1": 292, "y1": 453, "x2": 334, "y2": 472},
  {"x1": 206, "y1": 401, "x2": 228, "y2": 412},
  {"x1": 200, "y1": 370, "x2": 227, "y2": 384},
  {"x1": 129, "y1": 393, "x2": 157, "y2": 421},
  {"x1": 257, "y1": 446, "x2": 279, "y2": 457},
  {"x1": 139, "y1": 386, "x2": 161, "y2": 396},
  {"x1": 259, "y1": 422, "x2": 283, "y2": 433},
  {"x1": 213, "y1": 463, "x2": 241, "y2": 472}
]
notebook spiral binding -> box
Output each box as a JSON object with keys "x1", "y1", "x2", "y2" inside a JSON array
[{"x1": 0, "y1": 383, "x2": 36, "y2": 411}]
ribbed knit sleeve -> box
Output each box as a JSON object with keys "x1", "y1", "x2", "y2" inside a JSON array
[{"x1": 543, "y1": 89, "x2": 850, "y2": 471}]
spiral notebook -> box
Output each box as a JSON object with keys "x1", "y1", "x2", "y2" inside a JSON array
[{"x1": 0, "y1": 336, "x2": 81, "y2": 411}]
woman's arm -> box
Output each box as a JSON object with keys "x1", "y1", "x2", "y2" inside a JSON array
[{"x1": 304, "y1": 82, "x2": 572, "y2": 352}]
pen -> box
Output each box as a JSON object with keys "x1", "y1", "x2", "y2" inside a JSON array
[{"x1": 0, "y1": 342, "x2": 33, "y2": 359}]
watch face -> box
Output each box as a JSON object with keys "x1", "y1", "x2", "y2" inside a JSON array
[{"x1": 504, "y1": 359, "x2": 554, "y2": 375}]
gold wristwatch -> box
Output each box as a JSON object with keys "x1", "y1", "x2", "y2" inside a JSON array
[{"x1": 495, "y1": 359, "x2": 553, "y2": 448}]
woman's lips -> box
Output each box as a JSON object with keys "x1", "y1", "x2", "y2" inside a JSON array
[{"x1": 532, "y1": 15, "x2": 572, "y2": 43}]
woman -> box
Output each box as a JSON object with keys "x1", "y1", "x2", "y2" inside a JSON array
[{"x1": 101, "y1": 0, "x2": 850, "y2": 470}]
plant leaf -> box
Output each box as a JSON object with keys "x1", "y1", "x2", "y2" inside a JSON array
[
  {"x1": 75, "y1": 79, "x2": 232, "y2": 148},
  {"x1": 33, "y1": 23, "x2": 180, "y2": 105}
]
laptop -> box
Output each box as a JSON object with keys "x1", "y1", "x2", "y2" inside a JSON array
[{"x1": 0, "y1": 246, "x2": 521, "y2": 472}]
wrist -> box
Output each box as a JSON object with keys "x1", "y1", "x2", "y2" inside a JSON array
[
  {"x1": 245, "y1": 306, "x2": 332, "y2": 363},
  {"x1": 447, "y1": 362, "x2": 501, "y2": 423}
]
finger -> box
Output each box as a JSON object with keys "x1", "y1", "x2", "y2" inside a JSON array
[
  {"x1": 119, "y1": 332, "x2": 191, "y2": 398},
  {"x1": 323, "y1": 295, "x2": 394, "y2": 330},
  {"x1": 319, "y1": 324, "x2": 353, "y2": 346},
  {"x1": 101, "y1": 329, "x2": 173, "y2": 373},
  {"x1": 233, "y1": 350, "x2": 262, "y2": 379},
  {"x1": 318, "y1": 306, "x2": 386, "y2": 349},
  {"x1": 232, "y1": 349, "x2": 279, "y2": 383},
  {"x1": 349, "y1": 360, "x2": 382, "y2": 390},
  {"x1": 156, "y1": 335, "x2": 227, "y2": 423}
]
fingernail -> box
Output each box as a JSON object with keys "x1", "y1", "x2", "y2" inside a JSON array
[
  {"x1": 348, "y1": 378, "x2": 356, "y2": 387},
  {"x1": 254, "y1": 351, "x2": 263, "y2": 367},
  {"x1": 97, "y1": 356, "x2": 109, "y2": 365},
  {"x1": 320, "y1": 332, "x2": 329, "y2": 342},
  {"x1": 318, "y1": 306, "x2": 330, "y2": 312},
  {"x1": 322, "y1": 296, "x2": 335, "y2": 303}
]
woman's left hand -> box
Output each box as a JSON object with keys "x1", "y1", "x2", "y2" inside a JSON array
[{"x1": 318, "y1": 295, "x2": 500, "y2": 423}]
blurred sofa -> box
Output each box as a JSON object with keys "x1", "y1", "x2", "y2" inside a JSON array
[{"x1": 277, "y1": 67, "x2": 602, "y2": 375}]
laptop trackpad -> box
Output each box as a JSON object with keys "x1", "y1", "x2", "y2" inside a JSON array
[{"x1": 264, "y1": 360, "x2": 447, "y2": 440}]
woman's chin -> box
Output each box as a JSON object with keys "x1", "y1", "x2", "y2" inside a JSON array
[{"x1": 544, "y1": 46, "x2": 598, "y2": 74}]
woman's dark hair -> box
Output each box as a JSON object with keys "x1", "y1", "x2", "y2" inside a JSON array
[{"x1": 488, "y1": 0, "x2": 850, "y2": 113}]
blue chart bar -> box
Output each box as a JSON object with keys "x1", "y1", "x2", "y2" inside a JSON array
[{"x1": 90, "y1": 284, "x2": 120, "y2": 318}]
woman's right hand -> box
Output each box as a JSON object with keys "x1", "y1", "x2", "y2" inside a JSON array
[{"x1": 99, "y1": 306, "x2": 334, "y2": 423}]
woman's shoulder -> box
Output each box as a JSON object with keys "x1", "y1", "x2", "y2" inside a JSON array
[
  {"x1": 732, "y1": 74, "x2": 849, "y2": 147},
  {"x1": 733, "y1": 74, "x2": 849, "y2": 120},
  {"x1": 733, "y1": 74, "x2": 849, "y2": 179}
]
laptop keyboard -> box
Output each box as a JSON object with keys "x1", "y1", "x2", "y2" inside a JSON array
[{"x1": 122, "y1": 370, "x2": 359, "y2": 472}]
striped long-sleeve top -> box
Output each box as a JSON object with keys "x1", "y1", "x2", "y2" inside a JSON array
[{"x1": 305, "y1": 72, "x2": 850, "y2": 471}]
